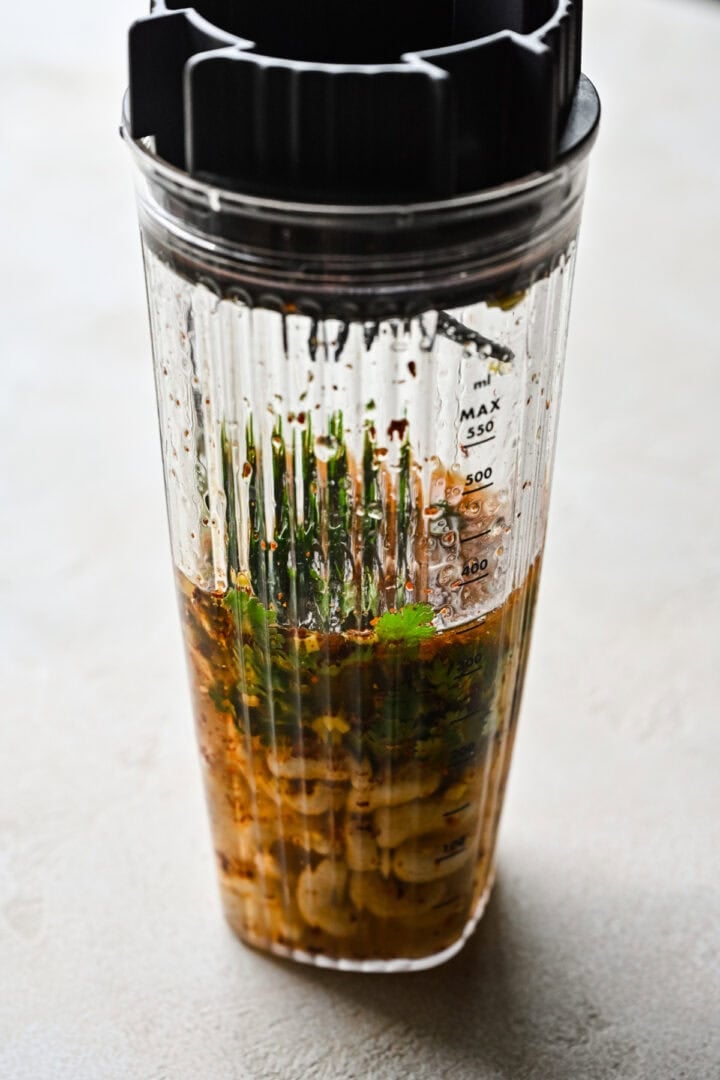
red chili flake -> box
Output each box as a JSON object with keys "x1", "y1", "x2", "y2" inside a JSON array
[{"x1": 387, "y1": 418, "x2": 409, "y2": 441}]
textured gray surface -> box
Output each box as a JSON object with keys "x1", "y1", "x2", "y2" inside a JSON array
[{"x1": 1, "y1": 0, "x2": 719, "y2": 1077}]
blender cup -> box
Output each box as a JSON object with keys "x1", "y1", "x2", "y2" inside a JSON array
[{"x1": 123, "y1": 0, "x2": 599, "y2": 971}]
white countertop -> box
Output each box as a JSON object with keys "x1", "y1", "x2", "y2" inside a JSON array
[{"x1": 2, "y1": 0, "x2": 719, "y2": 1076}]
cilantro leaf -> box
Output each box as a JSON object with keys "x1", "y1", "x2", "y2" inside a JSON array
[
  {"x1": 223, "y1": 589, "x2": 276, "y2": 636},
  {"x1": 374, "y1": 603, "x2": 436, "y2": 643}
]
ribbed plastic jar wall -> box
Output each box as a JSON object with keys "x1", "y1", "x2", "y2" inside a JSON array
[{"x1": 128, "y1": 135, "x2": 588, "y2": 970}]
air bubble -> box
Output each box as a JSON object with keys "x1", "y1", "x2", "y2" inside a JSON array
[{"x1": 437, "y1": 565, "x2": 458, "y2": 587}]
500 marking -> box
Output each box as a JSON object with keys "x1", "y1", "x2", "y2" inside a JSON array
[{"x1": 465, "y1": 466, "x2": 493, "y2": 493}]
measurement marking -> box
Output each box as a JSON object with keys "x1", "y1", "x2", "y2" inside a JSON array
[
  {"x1": 464, "y1": 436, "x2": 496, "y2": 449},
  {"x1": 460, "y1": 529, "x2": 491, "y2": 545},
  {"x1": 465, "y1": 483, "x2": 494, "y2": 494},
  {"x1": 462, "y1": 573, "x2": 489, "y2": 586},
  {"x1": 435, "y1": 841, "x2": 468, "y2": 865},
  {"x1": 443, "y1": 802, "x2": 471, "y2": 818},
  {"x1": 432, "y1": 895, "x2": 461, "y2": 910}
]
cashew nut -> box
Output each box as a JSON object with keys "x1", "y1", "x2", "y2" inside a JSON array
[
  {"x1": 279, "y1": 779, "x2": 346, "y2": 815},
  {"x1": 374, "y1": 792, "x2": 478, "y2": 849},
  {"x1": 285, "y1": 817, "x2": 344, "y2": 857},
  {"x1": 345, "y1": 819, "x2": 381, "y2": 872},
  {"x1": 349, "y1": 872, "x2": 446, "y2": 919},
  {"x1": 346, "y1": 767, "x2": 440, "y2": 813},
  {"x1": 297, "y1": 859, "x2": 358, "y2": 937},
  {"x1": 267, "y1": 747, "x2": 349, "y2": 783},
  {"x1": 221, "y1": 868, "x2": 305, "y2": 945},
  {"x1": 392, "y1": 831, "x2": 475, "y2": 883}
]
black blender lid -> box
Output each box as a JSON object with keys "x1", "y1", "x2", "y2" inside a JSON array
[{"x1": 127, "y1": 0, "x2": 599, "y2": 203}]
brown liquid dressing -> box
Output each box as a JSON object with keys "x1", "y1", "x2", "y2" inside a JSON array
[{"x1": 177, "y1": 561, "x2": 539, "y2": 962}]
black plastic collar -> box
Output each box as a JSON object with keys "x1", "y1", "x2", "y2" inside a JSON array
[{"x1": 128, "y1": 0, "x2": 599, "y2": 202}]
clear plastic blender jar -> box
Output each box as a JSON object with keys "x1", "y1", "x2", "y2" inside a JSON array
[{"x1": 123, "y1": 0, "x2": 599, "y2": 970}]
